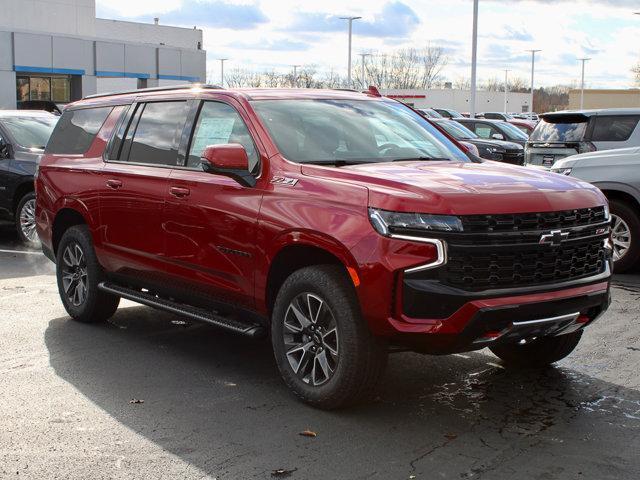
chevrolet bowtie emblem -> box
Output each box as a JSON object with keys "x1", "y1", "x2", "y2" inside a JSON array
[{"x1": 539, "y1": 229, "x2": 570, "y2": 247}]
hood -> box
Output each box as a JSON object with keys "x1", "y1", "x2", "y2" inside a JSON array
[
  {"x1": 554, "y1": 146, "x2": 640, "y2": 169},
  {"x1": 301, "y1": 160, "x2": 606, "y2": 215},
  {"x1": 467, "y1": 138, "x2": 522, "y2": 151}
]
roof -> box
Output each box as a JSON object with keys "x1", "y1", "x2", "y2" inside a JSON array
[
  {"x1": 544, "y1": 108, "x2": 640, "y2": 117},
  {"x1": 0, "y1": 110, "x2": 57, "y2": 118}
]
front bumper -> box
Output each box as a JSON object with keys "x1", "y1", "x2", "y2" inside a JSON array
[{"x1": 387, "y1": 276, "x2": 611, "y2": 354}]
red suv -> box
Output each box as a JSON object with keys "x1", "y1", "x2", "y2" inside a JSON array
[{"x1": 36, "y1": 85, "x2": 612, "y2": 409}]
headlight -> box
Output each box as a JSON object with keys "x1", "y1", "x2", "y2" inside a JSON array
[
  {"x1": 551, "y1": 167, "x2": 572, "y2": 175},
  {"x1": 369, "y1": 208, "x2": 463, "y2": 236}
]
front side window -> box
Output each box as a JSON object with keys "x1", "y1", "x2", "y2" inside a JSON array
[
  {"x1": 187, "y1": 101, "x2": 259, "y2": 171},
  {"x1": 127, "y1": 101, "x2": 189, "y2": 166},
  {"x1": 251, "y1": 99, "x2": 468, "y2": 164},
  {"x1": 1, "y1": 115, "x2": 58, "y2": 150},
  {"x1": 499, "y1": 122, "x2": 528, "y2": 140},
  {"x1": 591, "y1": 116, "x2": 640, "y2": 142},
  {"x1": 46, "y1": 107, "x2": 112, "y2": 154},
  {"x1": 441, "y1": 121, "x2": 477, "y2": 140}
]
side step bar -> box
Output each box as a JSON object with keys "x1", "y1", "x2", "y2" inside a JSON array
[{"x1": 98, "y1": 282, "x2": 266, "y2": 339}]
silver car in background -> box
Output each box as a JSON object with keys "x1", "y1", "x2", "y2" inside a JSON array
[{"x1": 551, "y1": 147, "x2": 640, "y2": 272}]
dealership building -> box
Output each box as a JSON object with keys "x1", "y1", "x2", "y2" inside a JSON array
[{"x1": 0, "y1": 0, "x2": 206, "y2": 109}]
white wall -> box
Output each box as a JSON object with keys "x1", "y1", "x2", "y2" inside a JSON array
[
  {"x1": 382, "y1": 89, "x2": 531, "y2": 113},
  {"x1": 0, "y1": 0, "x2": 95, "y2": 36},
  {"x1": 96, "y1": 77, "x2": 137, "y2": 93},
  {"x1": 95, "y1": 18, "x2": 202, "y2": 50}
]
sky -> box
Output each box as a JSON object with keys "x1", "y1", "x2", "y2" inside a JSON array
[{"x1": 96, "y1": 0, "x2": 640, "y2": 89}]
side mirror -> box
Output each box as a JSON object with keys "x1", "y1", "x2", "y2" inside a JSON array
[
  {"x1": 201, "y1": 144, "x2": 256, "y2": 187},
  {"x1": 491, "y1": 133, "x2": 504, "y2": 140},
  {"x1": 0, "y1": 138, "x2": 11, "y2": 160}
]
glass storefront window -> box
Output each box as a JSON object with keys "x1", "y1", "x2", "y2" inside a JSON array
[
  {"x1": 15, "y1": 75, "x2": 71, "y2": 104},
  {"x1": 16, "y1": 77, "x2": 29, "y2": 102},
  {"x1": 51, "y1": 77, "x2": 70, "y2": 103},
  {"x1": 29, "y1": 77, "x2": 51, "y2": 101}
]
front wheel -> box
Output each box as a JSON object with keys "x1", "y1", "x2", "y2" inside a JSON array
[
  {"x1": 609, "y1": 199, "x2": 640, "y2": 273},
  {"x1": 15, "y1": 192, "x2": 39, "y2": 248},
  {"x1": 56, "y1": 225, "x2": 120, "y2": 323},
  {"x1": 490, "y1": 331, "x2": 583, "y2": 368},
  {"x1": 271, "y1": 265, "x2": 387, "y2": 409}
]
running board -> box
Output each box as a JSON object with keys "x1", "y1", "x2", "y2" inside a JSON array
[{"x1": 98, "y1": 282, "x2": 266, "y2": 339}]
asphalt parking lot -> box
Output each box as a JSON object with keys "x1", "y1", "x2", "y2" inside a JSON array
[{"x1": 1, "y1": 225, "x2": 639, "y2": 480}]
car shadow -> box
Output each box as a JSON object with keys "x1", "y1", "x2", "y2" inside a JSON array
[{"x1": 44, "y1": 305, "x2": 640, "y2": 479}]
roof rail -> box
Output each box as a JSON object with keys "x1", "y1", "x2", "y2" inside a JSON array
[
  {"x1": 83, "y1": 83, "x2": 223, "y2": 100},
  {"x1": 331, "y1": 88, "x2": 360, "y2": 93}
]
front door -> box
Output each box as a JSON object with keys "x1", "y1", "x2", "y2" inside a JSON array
[
  {"x1": 163, "y1": 99, "x2": 264, "y2": 308},
  {"x1": 99, "y1": 100, "x2": 190, "y2": 283}
]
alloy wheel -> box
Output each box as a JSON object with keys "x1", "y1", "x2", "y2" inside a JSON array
[
  {"x1": 19, "y1": 198, "x2": 38, "y2": 243},
  {"x1": 611, "y1": 213, "x2": 631, "y2": 262},
  {"x1": 61, "y1": 243, "x2": 88, "y2": 306},
  {"x1": 283, "y1": 293, "x2": 339, "y2": 386}
]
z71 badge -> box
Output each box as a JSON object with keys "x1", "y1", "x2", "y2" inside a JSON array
[{"x1": 271, "y1": 176, "x2": 298, "y2": 187}]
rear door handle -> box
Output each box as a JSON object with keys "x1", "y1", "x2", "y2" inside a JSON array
[
  {"x1": 169, "y1": 186, "x2": 190, "y2": 198},
  {"x1": 106, "y1": 179, "x2": 123, "y2": 189}
]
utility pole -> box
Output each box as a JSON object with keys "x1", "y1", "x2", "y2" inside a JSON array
[
  {"x1": 217, "y1": 58, "x2": 228, "y2": 87},
  {"x1": 292, "y1": 65, "x2": 301, "y2": 87},
  {"x1": 526, "y1": 49, "x2": 541, "y2": 118},
  {"x1": 469, "y1": 0, "x2": 479, "y2": 118},
  {"x1": 359, "y1": 53, "x2": 372, "y2": 89},
  {"x1": 578, "y1": 58, "x2": 591, "y2": 109},
  {"x1": 340, "y1": 16, "x2": 362, "y2": 88},
  {"x1": 503, "y1": 69, "x2": 510, "y2": 113}
]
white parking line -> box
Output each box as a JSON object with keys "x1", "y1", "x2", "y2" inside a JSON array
[{"x1": 0, "y1": 248, "x2": 43, "y2": 256}]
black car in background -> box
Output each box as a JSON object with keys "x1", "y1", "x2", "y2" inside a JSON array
[
  {"x1": 0, "y1": 110, "x2": 58, "y2": 246},
  {"x1": 455, "y1": 117, "x2": 529, "y2": 146},
  {"x1": 433, "y1": 119, "x2": 525, "y2": 165},
  {"x1": 433, "y1": 108, "x2": 464, "y2": 119}
]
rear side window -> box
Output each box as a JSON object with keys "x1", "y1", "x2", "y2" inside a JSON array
[
  {"x1": 591, "y1": 116, "x2": 640, "y2": 142},
  {"x1": 45, "y1": 107, "x2": 112, "y2": 154},
  {"x1": 530, "y1": 116, "x2": 588, "y2": 142},
  {"x1": 126, "y1": 101, "x2": 189, "y2": 166}
]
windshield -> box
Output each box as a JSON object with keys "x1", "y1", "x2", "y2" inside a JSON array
[
  {"x1": 1, "y1": 116, "x2": 58, "y2": 149},
  {"x1": 530, "y1": 117, "x2": 588, "y2": 142},
  {"x1": 251, "y1": 99, "x2": 469, "y2": 164},
  {"x1": 437, "y1": 121, "x2": 478, "y2": 140},
  {"x1": 499, "y1": 121, "x2": 529, "y2": 140}
]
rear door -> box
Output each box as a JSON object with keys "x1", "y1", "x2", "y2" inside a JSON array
[
  {"x1": 99, "y1": 99, "x2": 190, "y2": 283},
  {"x1": 163, "y1": 98, "x2": 264, "y2": 308}
]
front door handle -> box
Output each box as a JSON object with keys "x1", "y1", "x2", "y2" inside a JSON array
[
  {"x1": 106, "y1": 179, "x2": 123, "y2": 189},
  {"x1": 169, "y1": 186, "x2": 190, "y2": 198}
]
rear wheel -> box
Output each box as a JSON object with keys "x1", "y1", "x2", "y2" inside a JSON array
[
  {"x1": 56, "y1": 225, "x2": 120, "y2": 323},
  {"x1": 271, "y1": 265, "x2": 387, "y2": 409},
  {"x1": 490, "y1": 331, "x2": 583, "y2": 368},
  {"x1": 609, "y1": 199, "x2": 640, "y2": 273},
  {"x1": 15, "y1": 192, "x2": 39, "y2": 248}
]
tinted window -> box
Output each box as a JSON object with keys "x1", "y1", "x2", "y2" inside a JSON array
[
  {"x1": 499, "y1": 122, "x2": 529, "y2": 140},
  {"x1": 1, "y1": 115, "x2": 57, "y2": 149},
  {"x1": 591, "y1": 116, "x2": 640, "y2": 142},
  {"x1": 45, "y1": 107, "x2": 112, "y2": 154},
  {"x1": 439, "y1": 121, "x2": 477, "y2": 139},
  {"x1": 187, "y1": 102, "x2": 259, "y2": 171},
  {"x1": 530, "y1": 117, "x2": 588, "y2": 142},
  {"x1": 127, "y1": 101, "x2": 188, "y2": 166}
]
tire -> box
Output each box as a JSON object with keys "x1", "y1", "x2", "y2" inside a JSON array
[
  {"x1": 271, "y1": 265, "x2": 387, "y2": 409},
  {"x1": 15, "y1": 192, "x2": 40, "y2": 248},
  {"x1": 490, "y1": 331, "x2": 583, "y2": 368},
  {"x1": 609, "y1": 199, "x2": 640, "y2": 273},
  {"x1": 56, "y1": 225, "x2": 120, "y2": 323}
]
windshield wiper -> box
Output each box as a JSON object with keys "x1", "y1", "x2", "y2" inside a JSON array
[
  {"x1": 304, "y1": 159, "x2": 374, "y2": 166},
  {"x1": 390, "y1": 157, "x2": 451, "y2": 162}
]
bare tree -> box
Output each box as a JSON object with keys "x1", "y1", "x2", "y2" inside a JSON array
[
  {"x1": 633, "y1": 62, "x2": 640, "y2": 86},
  {"x1": 453, "y1": 76, "x2": 470, "y2": 90},
  {"x1": 482, "y1": 76, "x2": 502, "y2": 92}
]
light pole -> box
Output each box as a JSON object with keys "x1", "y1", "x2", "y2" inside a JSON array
[
  {"x1": 340, "y1": 16, "x2": 362, "y2": 88},
  {"x1": 291, "y1": 64, "x2": 301, "y2": 87},
  {"x1": 578, "y1": 57, "x2": 591, "y2": 109},
  {"x1": 526, "y1": 49, "x2": 541, "y2": 118},
  {"x1": 503, "y1": 69, "x2": 510, "y2": 113},
  {"x1": 359, "y1": 53, "x2": 372, "y2": 89},
  {"x1": 469, "y1": 0, "x2": 479, "y2": 118},
  {"x1": 217, "y1": 58, "x2": 228, "y2": 87}
]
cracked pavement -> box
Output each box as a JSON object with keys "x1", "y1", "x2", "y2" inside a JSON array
[{"x1": 0, "y1": 226, "x2": 639, "y2": 479}]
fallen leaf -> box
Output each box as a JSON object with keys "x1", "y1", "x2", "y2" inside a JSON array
[
  {"x1": 271, "y1": 468, "x2": 297, "y2": 477},
  {"x1": 444, "y1": 433, "x2": 457, "y2": 440},
  {"x1": 129, "y1": 399, "x2": 144, "y2": 404},
  {"x1": 171, "y1": 320, "x2": 188, "y2": 326},
  {"x1": 299, "y1": 430, "x2": 317, "y2": 438},
  {"x1": 409, "y1": 475, "x2": 416, "y2": 479}
]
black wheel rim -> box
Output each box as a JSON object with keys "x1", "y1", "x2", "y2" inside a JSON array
[
  {"x1": 61, "y1": 243, "x2": 88, "y2": 307},
  {"x1": 283, "y1": 292, "x2": 339, "y2": 386}
]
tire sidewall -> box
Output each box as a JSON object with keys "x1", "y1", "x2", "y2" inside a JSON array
[
  {"x1": 610, "y1": 199, "x2": 640, "y2": 273},
  {"x1": 271, "y1": 267, "x2": 366, "y2": 405}
]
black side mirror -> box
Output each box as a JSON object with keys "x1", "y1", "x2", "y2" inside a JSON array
[{"x1": 0, "y1": 139, "x2": 11, "y2": 160}]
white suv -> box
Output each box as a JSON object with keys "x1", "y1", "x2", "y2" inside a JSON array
[{"x1": 526, "y1": 109, "x2": 640, "y2": 167}]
